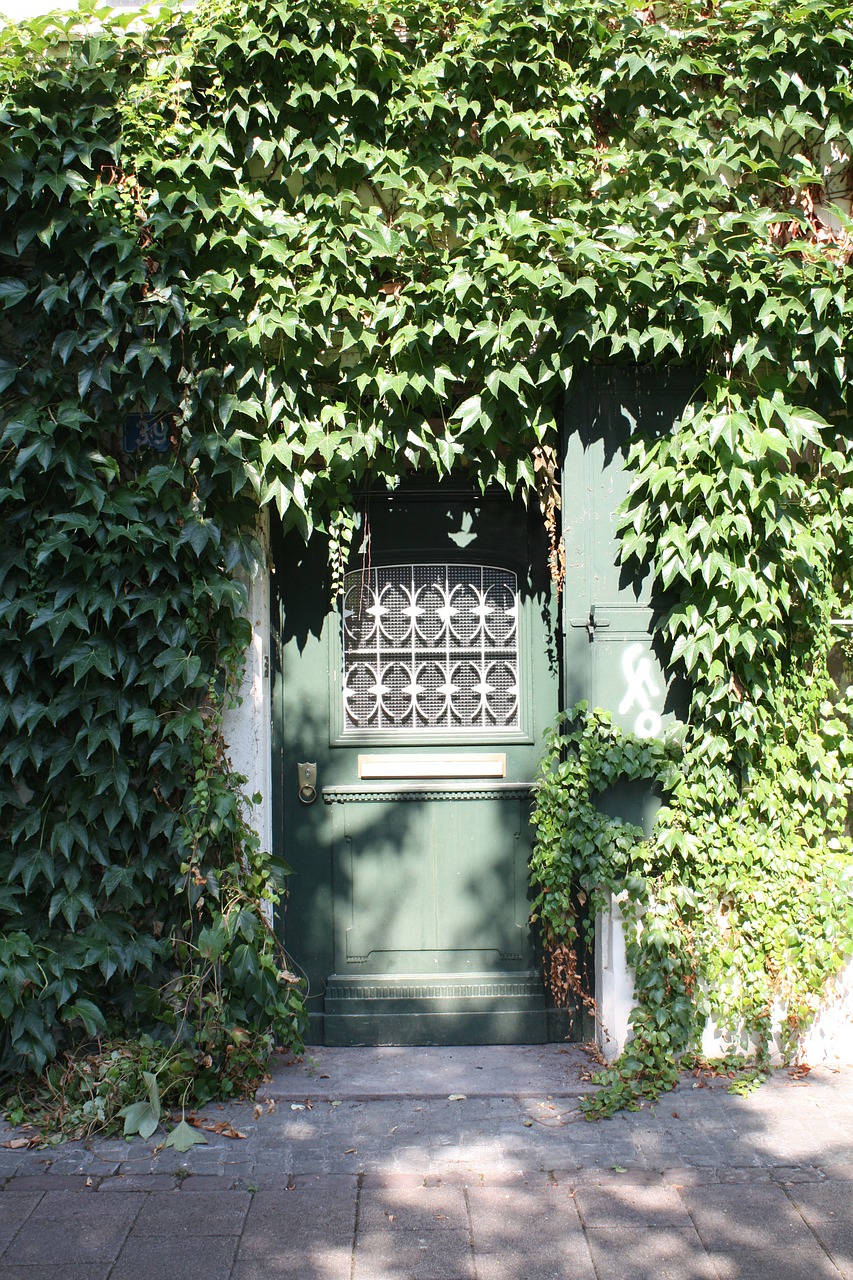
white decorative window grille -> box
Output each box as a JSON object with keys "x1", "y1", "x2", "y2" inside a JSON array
[{"x1": 341, "y1": 564, "x2": 520, "y2": 732}]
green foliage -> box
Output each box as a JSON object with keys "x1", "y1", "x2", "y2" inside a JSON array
[
  {"x1": 531, "y1": 708, "x2": 692, "y2": 1114},
  {"x1": 531, "y1": 702, "x2": 853, "y2": 1118},
  {"x1": 120, "y1": 1068, "x2": 162, "y2": 1140},
  {"x1": 2, "y1": 1031, "x2": 260, "y2": 1143},
  {"x1": 725, "y1": 1066, "x2": 769, "y2": 1097},
  {"x1": 1, "y1": 0, "x2": 853, "y2": 1112},
  {"x1": 4, "y1": 1037, "x2": 176, "y2": 1144}
]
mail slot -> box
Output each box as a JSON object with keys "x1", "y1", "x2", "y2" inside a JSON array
[{"x1": 357, "y1": 753, "x2": 506, "y2": 780}]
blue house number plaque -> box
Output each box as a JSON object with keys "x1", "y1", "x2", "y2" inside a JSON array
[{"x1": 123, "y1": 413, "x2": 172, "y2": 454}]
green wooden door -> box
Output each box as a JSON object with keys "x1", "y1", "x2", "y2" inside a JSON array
[
  {"x1": 563, "y1": 366, "x2": 693, "y2": 829},
  {"x1": 273, "y1": 481, "x2": 576, "y2": 1045}
]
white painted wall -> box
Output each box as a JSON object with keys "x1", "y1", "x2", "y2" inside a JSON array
[
  {"x1": 221, "y1": 523, "x2": 273, "y2": 876},
  {"x1": 1, "y1": 0, "x2": 145, "y2": 19},
  {"x1": 597, "y1": 895, "x2": 853, "y2": 1067},
  {"x1": 799, "y1": 959, "x2": 853, "y2": 1066},
  {"x1": 2, "y1": 0, "x2": 75, "y2": 17},
  {"x1": 594, "y1": 892, "x2": 635, "y2": 1062}
]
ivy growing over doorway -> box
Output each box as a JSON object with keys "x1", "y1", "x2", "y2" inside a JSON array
[
  {"x1": 531, "y1": 699, "x2": 853, "y2": 1116},
  {"x1": 1, "y1": 0, "x2": 852, "y2": 1117}
]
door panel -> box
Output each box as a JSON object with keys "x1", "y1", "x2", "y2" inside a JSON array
[
  {"x1": 332, "y1": 791, "x2": 529, "y2": 966},
  {"x1": 562, "y1": 367, "x2": 693, "y2": 834},
  {"x1": 273, "y1": 481, "x2": 579, "y2": 1045},
  {"x1": 563, "y1": 366, "x2": 695, "y2": 738}
]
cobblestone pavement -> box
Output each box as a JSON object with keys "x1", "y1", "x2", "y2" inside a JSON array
[{"x1": 0, "y1": 1046, "x2": 851, "y2": 1279}]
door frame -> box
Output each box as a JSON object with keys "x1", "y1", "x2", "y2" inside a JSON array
[
  {"x1": 226, "y1": 371, "x2": 695, "y2": 1050},
  {"x1": 267, "y1": 476, "x2": 589, "y2": 1045}
]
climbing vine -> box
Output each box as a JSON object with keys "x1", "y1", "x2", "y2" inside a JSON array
[
  {"x1": 532, "y1": 695, "x2": 853, "y2": 1116},
  {"x1": 1, "y1": 0, "x2": 853, "y2": 1115}
]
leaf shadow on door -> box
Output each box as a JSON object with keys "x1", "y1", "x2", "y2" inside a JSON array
[{"x1": 272, "y1": 508, "x2": 582, "y2": 1044}]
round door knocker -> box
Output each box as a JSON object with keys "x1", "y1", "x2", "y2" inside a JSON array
[{"x1": 297, "y1": 763, "x2": 318, "y2": 804}]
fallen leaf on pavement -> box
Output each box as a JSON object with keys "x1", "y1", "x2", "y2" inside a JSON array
[
  {"x1": 166, "y1": 1120, "x2": 209, "y2": 1152},
  {"x1": 185, "y1": 1116, "x2": 246, "y2": 1139}
]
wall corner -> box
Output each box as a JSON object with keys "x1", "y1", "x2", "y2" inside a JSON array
[
  {"x1": 594, "y1": 891, "x2": 635, "y2": 1062},
  {"x1": 221, "y1": 513, "x2": 273, "y2": 870}
]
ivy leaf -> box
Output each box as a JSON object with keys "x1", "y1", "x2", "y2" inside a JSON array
[
  {"x1": 164, "y1": 1120, "x2": 208, "y2": 1152},
  {"x1": 120, "y1": 1096, "x2": 161, "y2": 1141},
  {"x1": 0, "y1": 355, "x2": 17, "y2": 391},
  {"x1": 0, "y1": 279, "x2": 27, "y2": 306},
  {"x1": 776, "y1": 406, "x2": 826, "y2": 449},
  {"x1": 62, "y1": 999, "x2": 107, "y2": 1037},
  {"x1": 450, "y1": 395, "x2": 482, "y2": 434}
]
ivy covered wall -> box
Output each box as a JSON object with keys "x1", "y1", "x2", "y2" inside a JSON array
[{"x1": 1, "y1": 0, "x2": 853, "y2": 1109}]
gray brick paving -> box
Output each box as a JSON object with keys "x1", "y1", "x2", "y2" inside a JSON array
[
  {"x1": 128, "y1": 1188, "x2": 251, "y2": 1237},
  {"x1": 0, "y1": 1050, "x2": 850, "y2": 1277},
  {"x1": 110, "y1": 1234, "x2": 240, "y2": 1280},
  {"x1": 0, "y1": 1268, "x2": 113, "y2": 1280},
  {"x1": 237, "y1": 1187, "x2": 358, "y2": 1258},
  {"x1": 786, "y1": 1182, "x2": 853, "y2": 1277},
  {"x1": 585, "y1": 1227, "x2": 718, "y2": 1280},
  {"x1": 0, "y1": 1194, "x2": 38, "y2": 1252},
  {"x1": 231, "y1": 1248, "x2": 355, "y2": 1280},
  {"x1": 706, "y1": 1245, "x2": 844, "y2": 1280},
  {"x1": 4, "y1": 1189, "x2": 143, "y2": 1266},
  {"x1": 574, "y1": 1183, "x2": 694, "y2": 1227},
  {"x1": 474, "y1": 1252, "x2": 595, "y2": 1280},
  {"x1": 681, "y1": 1184, "x2": 810, "y2": 1248}
]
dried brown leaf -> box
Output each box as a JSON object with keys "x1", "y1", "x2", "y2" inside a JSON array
[{"x1": 185, "y1": 1116, "x2": 247, "y2": 1140}]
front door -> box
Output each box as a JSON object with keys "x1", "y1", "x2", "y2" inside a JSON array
[{"x1": 272, "y1": 481, "x2": 577, "y2": 1045}]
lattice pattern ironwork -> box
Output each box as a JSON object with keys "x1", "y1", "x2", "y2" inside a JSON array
[{"x1": 341, "y1": 564, "x2": 520, "y2": 732}]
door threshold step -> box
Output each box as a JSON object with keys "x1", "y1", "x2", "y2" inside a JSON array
[{"x1": 258, "y1": 1043, "x2": 597, "y2": 1101}]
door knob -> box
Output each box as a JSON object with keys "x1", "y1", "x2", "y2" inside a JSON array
[{"x1": 297, "y1": 762, "x2": 317, "y2": 804}]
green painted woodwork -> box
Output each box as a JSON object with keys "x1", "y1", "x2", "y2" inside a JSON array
[
  {"x1": 328, "y1": 790, "x2": 530, "y2": 967},
  {"x1": 271, "y1": 374, "x2": 697, "y2": 1044},
  {"x1": 563, "y1": 367, "x2": 693, "y2": 830},
  {"x1": 272, "y1": 481, "x2": 580, "y2": 1045},
  {"x1": 272, "y1": 372, "x2": 695, "y2": 1045},
  {"x1": 563, "y1": 367, "x2": 696, "y2": 733}
]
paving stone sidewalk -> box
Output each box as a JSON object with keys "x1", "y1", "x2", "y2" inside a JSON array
[{"x1": 0, "y1": 1046, "x2": 851, "y2": 1279}]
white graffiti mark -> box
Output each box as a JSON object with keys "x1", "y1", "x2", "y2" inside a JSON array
[
  {"x1": 633, "y1": 708, "x2": 662, "y2": 738},
  {"x1": 619, "y1": 642, "x2": 662, "y2": 739}
]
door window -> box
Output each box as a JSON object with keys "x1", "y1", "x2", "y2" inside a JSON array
[{"x1": 341, "y1": 564, "x2": 520, "y2": 733}]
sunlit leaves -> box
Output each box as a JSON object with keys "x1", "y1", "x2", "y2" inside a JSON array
[{"x1": 2, "y1": 0, "x2": 853, "y2": 1090}]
